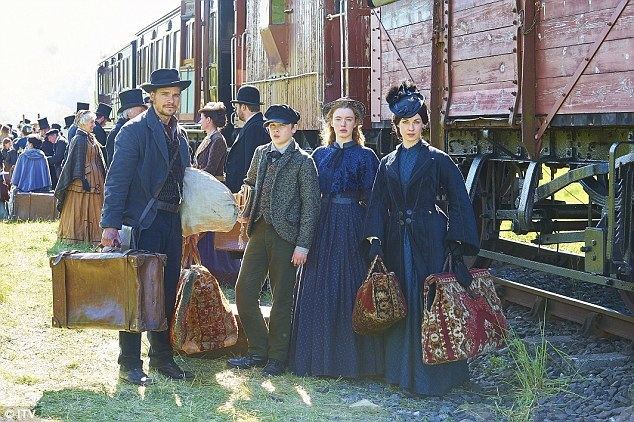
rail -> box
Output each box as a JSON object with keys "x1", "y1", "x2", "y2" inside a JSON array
[{"x1": 494, "y1": 277, "x2": 634, "y2": 341}]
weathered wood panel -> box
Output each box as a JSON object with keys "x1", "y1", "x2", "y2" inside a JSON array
[
  {"x1": 536, "y1": 38, "x2": 634, "y2": 79},
  {"x1": 536, "y1": 70, "x2": 634, "y2": 114},
  {"x1": 382, "y1": 42, "x2": 433, "y2": 72},
  {"x1": 451, "y1": 26, "x2": 516, "y2": 61},
  {"x1": 451, "y1": 53, "x2": 518, "y2": 86},
  {"x1": 381, "y1": 67, "x2": 432, "y2": 90},
  {"x1": 379, "y1": 20, "x2": 434, "y2": 53},
  {"x1": 536, "y1": 4, "x2": 634, "y2": 50},
  {"x1": 377, "y1": 0, "x2": 433, "y2": 30},
  {"x1": 540, "y1": 0, "x2": 626, "y2": 21},
  {"x1": 452, "y1": 0, "x2": 516, "y2": 37},
  {"x1": 453, "y1": 0, "x2": 504, "y2": 13},
  {"x1": 448, "y1": 81, "x2": 517, "y2": 116}
]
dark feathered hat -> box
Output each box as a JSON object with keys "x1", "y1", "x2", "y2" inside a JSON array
[{"x1": 386, "y1": 82, "x2": 426, "y2": 118}]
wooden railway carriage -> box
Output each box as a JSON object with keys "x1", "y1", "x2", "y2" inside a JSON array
[
  {"x1": 97, "y1": 0, "x2": 633, "y2": 310},
  {"x1": 369, "y1": 0, "x2": 634, "y2": 309}
]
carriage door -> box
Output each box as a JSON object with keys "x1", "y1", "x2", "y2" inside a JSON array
[
  {"x1": 205, "y1": 0, "x2": 219, "y2": 103},
  {"x1": 324, "y1": 0, "x2": 344, "y2": 103}
]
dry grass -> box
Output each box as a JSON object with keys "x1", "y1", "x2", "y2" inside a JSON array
[{"x1": 0, "y1": 220, "x2": 417, "y2": 421}]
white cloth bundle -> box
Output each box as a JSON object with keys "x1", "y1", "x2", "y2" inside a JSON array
[{"x1": 181, "y1": 167, "x2": 238, "y2": 236}]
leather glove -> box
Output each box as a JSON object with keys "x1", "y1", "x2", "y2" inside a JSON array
[
  {"x1": 368, "y1": 238, "x2": 384, "y2": 261},
  {"x1": 447, "y1": 241, "x2": 473, "y2": 289},
  {"x1": 82, "y1": 178, "x2": 91, "y2": 192}
]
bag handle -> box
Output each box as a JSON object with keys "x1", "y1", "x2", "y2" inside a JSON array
[
  {"x1": 366, "y1": 255, "x2": 388, "y2": 280},
  {"x1": 182, "y1": 234, "x2": 202, "y2": 268}
]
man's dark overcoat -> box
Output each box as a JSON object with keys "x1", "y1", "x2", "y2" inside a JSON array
[
  {"x1": 100, "y1": 106, "x2": 191, "y2": 231},
  {"x1": 224, "y1": 112, "x2": 269, "y2": 193},
  {"x1": 105, "y1": 116, "x2": 127, "y2": 167}
]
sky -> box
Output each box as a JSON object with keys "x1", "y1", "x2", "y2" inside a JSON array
[{"x1": 0, "y1": 0, "x2": 178, "y2": 125}]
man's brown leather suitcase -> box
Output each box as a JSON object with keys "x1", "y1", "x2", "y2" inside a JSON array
[
  {"x1": 12, "y1": 191, "x2": 58, "y2": 220},
  {"x1": 50, "y1": 250, "x2": 168, "y2": 332}
]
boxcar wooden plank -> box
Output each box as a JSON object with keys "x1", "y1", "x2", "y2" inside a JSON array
[
  {"x1": 378, "y1": 0, "x2": 433, "y2": 31},
  {"x1": 452, "y1": 1, "x2": 516, "y2": 37},
  {"x1": 536, "y1": 5, "x2": 634, "y2": 51},
  {"x1": 380, "y1": 21, "x2": 434, "y2": 53},
  {"x1": 382, "y1": 67, "x2": 432, "y2": 90},
  {"x1": 448, "y1": 82, "x2": 517, "y2": 116},
  {"x1": 540, "y1": 0, "x2": 624, "y2": 21},
  {"x1": 382, "y1": 42, "x2": 433, "y2": 72},
  {"x1": 453, "y1": 0, "x2": 505, "y2": 13},
  {"x1": 451, "y1": 53, "x2": 518, "y2": 86},
  {"x1": 451, "y1": 26, "x2": 516, "y2": 62},
  {"x1": 536, "y1": 38, "x2": 634, "y2": 79},
  {"x1": 536, "y1": 71, "x2": 634, "y2": 114}
]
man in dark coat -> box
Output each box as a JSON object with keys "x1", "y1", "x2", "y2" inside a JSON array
[
  {"x1": 38, "y1": 117, "x2": 51, "y2": 138},
  {"x1": 94, "y1": 103, "x2": 112, "y2": 148},
  {"x1": 105, "y1": 89, "x2": 147, "y2": 167},
  {"x1": 224, "y1": 85, "x2": 270, "y2": 193},
  {"x1": 100, "y1": 68, "x2": 193, "y2": 386},
  {"x1": 45, "y1": 129, "x2": 67, "y2": 188}
]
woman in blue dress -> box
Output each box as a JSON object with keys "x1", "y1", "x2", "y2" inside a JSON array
[
  {"x1": 289, "y1": 97, "x2": 383, "y2": 378},
  {"x1": 364, "y1": 83, "x2": 480, "y2": 396}
]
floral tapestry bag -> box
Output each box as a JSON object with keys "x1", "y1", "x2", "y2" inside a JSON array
[
  {"x1": 421, "y1": 262, "x2": 508, "y2": 365},
  {"x1": 352, "y1": 256, "x2": 408, "y2": 335}
]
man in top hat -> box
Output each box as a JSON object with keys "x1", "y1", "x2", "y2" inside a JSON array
[
  {"x1": 227, "y1": 104, "x2": 320, "y2": 376},
  {"x1": 224, "y1": 85, "x2": 270, "y2": 193},
  {"x1": 63, "y1": 115, "x2": 75, "y2": 137},
  {"x1": 67, "y1": 102, "x2": 90, "y2": 143},
  {"x1": 45, "y1": 128, "x2": 67, "y2": 189},
  {"x1": 40, "y1": 124, "x2": 56, "y2": 158},
  {"x1": 38, "y1": 117, "x2": 51, "y2": 138},
  {"x1": 105, "y1": 88, "x2": 147, "y2": 167},
  {"x1": 100, "y1": 68, "x2": 193, "y2": 386},
  {"x1": 94, "y1": 103, "x2": 112, "y2": 148}
]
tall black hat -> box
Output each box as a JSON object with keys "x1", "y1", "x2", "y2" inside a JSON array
[
  {"x1": 23, "y1": 118, "x2": 31, "y2": 124},
  {"x1": 118, "y1": 88, "x2": 147, "y2": 113},
  {"x1": 51, "y1": 123, "x2": 61, "y2": 130},
  {"x1": 263, "y1": 104, "x2": 300, "y2": 126},
  {"x1": 38, "y1": 117, "x2": 50, "y2": 129},
  {"x1": 63, "y1": 115, "x2": 75, "y2": 129},
  {"x1": 231, "y1": 85, "x2": 263, "y2": 106},
  {"x1": 76, "y1": 102, "x2": 90, "y2": 112},
  {"x1": 140, "y1": 68, "x2": 191, "y2": 92},
  {"x1": 96, "y1": 103, "x2": 112, "y2": 120},
  {"x1": 386, "y1": 82, "x2": 426, "y2": 118}
]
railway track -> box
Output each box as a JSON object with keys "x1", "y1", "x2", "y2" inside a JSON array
[{"x1": 493, "y1": 276, "x2": 634, "y2": 341}]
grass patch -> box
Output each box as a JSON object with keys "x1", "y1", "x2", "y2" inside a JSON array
[
  {"x1": 498, "y1": 319, "x2": 569, "y2": 422},
  {"x1": 0, "y1": 220, "x2": 417, "y2": 421}
]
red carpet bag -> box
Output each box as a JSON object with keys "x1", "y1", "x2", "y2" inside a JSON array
[
  {"x1": 422, "y1": 268, "x2": 508, "y2": 364},
  {"x1": 171, "y1": 239, "x2": 238, "y2": 355},
  {"x1": 352, "y1": 256, "x2": 407, "y2": 335}
]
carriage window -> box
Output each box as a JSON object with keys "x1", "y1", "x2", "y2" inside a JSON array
[
  {"x1": 174, "y1": 30, "x2": 180, "y2": 66},
  {"x1": 271, "y1": 0, "x2": 286, "y2": 24},
  {"x1": 164, "y1": 35, "x2": 171, "y2": 68},
  {"x1": 157, "y1": 39, "x2": 163, "y2": 68}
]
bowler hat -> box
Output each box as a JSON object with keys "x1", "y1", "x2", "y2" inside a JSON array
[
  {"x1": 45, "y1": 129, "x2": 60, "y2": 137},
  {"x1": 96, "y1": 103, "x2": 112, "y2": 120},
  {"x1": 141, "y1": 68, "x2": 191, "y2": 92},
  {"x1": 118, "y1": 88, "x2": 147, "y2": 113},
  {"x1": 231, "y1": 85, "x2": 263, "y2": 106},
  {"x1": 51, "y1": 123, "x2": 61, "y2": 130},
  {"x1": 263, "y1": 104, "x2": 300, "y2": 126},
  {"x1": 38, "y1": 117, "x2": 50, "y2": 129},
  {"x1": 63, "y1": 115, "x2": 75, "y2": 129},
  {"x1": 76, "y1": 102, "x2": 90, "y2": 112},
  {"x1": 322, "y1": 97, "x2": 366, "y2": 120}
]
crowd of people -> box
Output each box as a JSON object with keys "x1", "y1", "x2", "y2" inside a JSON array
[{"x1": 2, "y1": 67, "x2": 479, "y2": 397}]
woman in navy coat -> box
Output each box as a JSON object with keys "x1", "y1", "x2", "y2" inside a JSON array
[{"x1": 364, "y1": 83, "x2": 480, "y2": 396}]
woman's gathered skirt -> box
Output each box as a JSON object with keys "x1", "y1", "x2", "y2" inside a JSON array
[
  {"x1": 289, "y1": 200, "x2": 383, "y2": 378},
  {"x1": 57, "y1": 143, "x2": 104, "y2": 245},
  {"x1": 197, "y1": 231, "x2": 241, "y2": 286},
  {"x1": 382, "y1": 230, "x2": 469, "y2": 396}
]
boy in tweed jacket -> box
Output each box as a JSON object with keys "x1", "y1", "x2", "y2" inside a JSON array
[{"x1": 227, "y1": 104, "x2": 320, "y2": 376}]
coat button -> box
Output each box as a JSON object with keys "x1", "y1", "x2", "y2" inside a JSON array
[
  {"x1": 398, "y1": 211, "x2": 404, "y2": 217},
  {"x1": 398, "y1": 220, "x2": 404, "y2": 225},
  {"x1": 428, "y1": 210, "x2": 432, "y2": 214},
  {"x1": 405, "y1": 218, "x2": 412, "y2": 224},
  {"x1": 406, "y1": 209, "x2": 413, "y2": 215}
]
